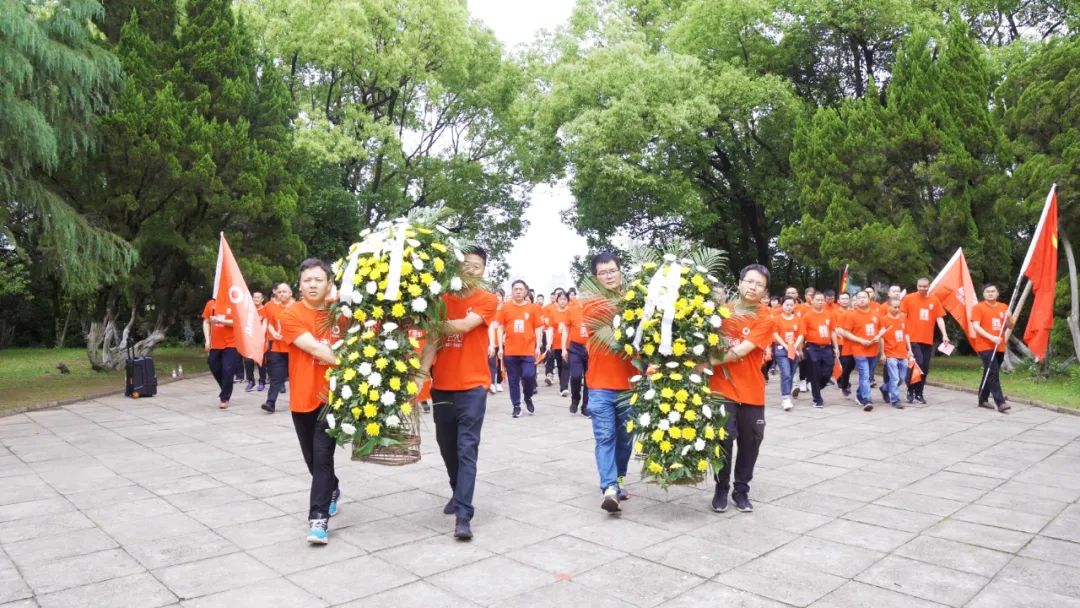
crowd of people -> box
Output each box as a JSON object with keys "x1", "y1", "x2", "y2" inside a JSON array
[{"x1": 198, "y1": 253, "x2": 1017, "y2": 544}]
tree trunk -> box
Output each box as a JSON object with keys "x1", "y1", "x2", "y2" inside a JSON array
[
  {"x1": 1060, "y1": 230, "x2": 1080, "y2": 365},
  {"x1": 86, "y1": 300, "x2": 167, "y2": 371}
]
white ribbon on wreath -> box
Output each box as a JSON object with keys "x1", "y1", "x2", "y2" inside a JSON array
[{"x1": 632, "y1": 256, "x2": 683, "y2": 355}]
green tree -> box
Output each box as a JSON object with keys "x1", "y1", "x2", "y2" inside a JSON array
[{"x1": 0, "y1": 0, "x2": 137, "y2": 299}]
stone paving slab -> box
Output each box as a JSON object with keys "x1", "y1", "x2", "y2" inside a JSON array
[{"x1": 1, "y1": 374, "x2": 1079, "y2": 607}]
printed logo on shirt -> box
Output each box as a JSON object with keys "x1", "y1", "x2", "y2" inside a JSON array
[
  {"x1": 991, "y1": 318, "x2": 1002, "y2": 330},
  {"x1": 919, "y1": 308, "x2": 930, "y2": 321},
  {"x1": 818, "y1": 325, "x2": 829, "y2": 339},
  {"x1": 864, "y1": 323, "x2": 875, "y2": 336},
  {"x1": 894, "y1": 329, "x2": 904, "y2": 341},
  {"x1": 513, "y1": 319, "x2": 525, "y2": 333},
  {"x1": 445, "y1": 333, "x2": 464, "y2": 348}
]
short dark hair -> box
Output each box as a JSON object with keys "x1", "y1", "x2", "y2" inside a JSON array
[
  {"x1": 556, "y1": 291, "x2": 569, "y2": 303},
  {"x1": 567, "y1": 287, "x2": 577, "y2": 295},
  {"x1": 739, "y1": 264, "x2": 770, "y2": 286},
  {"x1": 463, "y1": 245, "x2": 488, "y2": 265},
  {"x1": 781, "y1": 296, "x2": 796, "y2": 304},
  {"x1": 496, "y1": 287, "x2": 505, "y2": 296},
  {"x1": 822, "y1": 289, "x2": 836, "y2": 298},
  {"x1": 590, "y1": 251, "x2": 620, "y2": 275},
  {"x1": 512, "y1": 279, "x2": 529, "y2": 290},
  {"x1": 982, "y1": 282, "x2": 997, "y2": 290},
  {"x1": 298, "y1": 258, "x2": 332, "y2": 279}
]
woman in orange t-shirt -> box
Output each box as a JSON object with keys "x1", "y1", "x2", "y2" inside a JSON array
[
  {"x1": 771, "y1": 296, "x2": 801, "y2": 410},
  {"x1": 547, "y1": 291, "x2": 572, "y2": 396}
]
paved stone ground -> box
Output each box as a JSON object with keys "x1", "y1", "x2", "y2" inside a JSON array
[{"x1": 2, "y1": 373, "x2": 1080, "y2": 608}]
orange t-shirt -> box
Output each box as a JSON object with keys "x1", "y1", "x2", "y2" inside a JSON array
[
  {"x1": 795, "y1": 303, "x2": 811, "y2": 318},
  {"x1": 496, "y1": 301, "x2": 543, "y2": 356},
  {"x1": 581, "y1": 298, "x2": 637, "y2": 390},
  {"x1": 408, "y1": 328, "x2": 433, "y2": 401},
  {"x1": 432, "y1": 290, "x2": 499, "y2": 391},
  {"x1": 845, "y1": 308, "x2": 881, "y2": 358},
  {"x1": 901, "y1": 293, "x2": 944, "y2": 345},
  {"x1": 709, "y1": 308, "x2": 773, "y2": 406},
  {"x1": 279, "y1": 302, "x2": 333, "y2": 413},
  {"x1": 773, "y1": 313, "x2": 801, "y2": 348},
  {"x1": 799, "y1": 308, "x2": 834, "y2": 346},
  {"x1": 201, "y1": 299, "x2": 235, "y2": 350},
  {"x1": 972, "y1": 301, "x2": 1009, "y2": 353},
  {"x1": 567, "y1": 303, "x2": 590, "y2": 345},
  {"x1": 880, "y1": 314, "x2": 909, "y2": 359},
  {"x1": 548, "y1": 306, "x2": 571, "y2": 350},
  {"x1": 262, "y1": 301, "x2": 290, "y2": 353}
]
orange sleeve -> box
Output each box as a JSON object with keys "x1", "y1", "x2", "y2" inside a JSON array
[
  {"x1": 201, "y1": 300, "x2": 214, "y2": 319},
  {"x1": 278, "y1": 306, "x2": 307, "y2": 345},
  {"x1": 745, "y1": 316, "x2": 773, "y2": 350},
  {"x1": 476, "y1": 293, "x2": 499, "y2": 326}
]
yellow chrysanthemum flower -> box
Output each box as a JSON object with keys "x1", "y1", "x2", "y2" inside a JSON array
[
  {"x1": 401, "y1": 403, "x2": 413, "y2": 415},
  {"x1": 400, "y1": 261, "x2": 413, "y2": 276},
  {"x1": 660, "y1": 387, "x2": 675, "y2": 399},
  {"x1": 363, "y1": 404, "x2": 378, "y2": 418},
  {"x1": 659, "y1": 440, "x2": 673, "y2": 453},
  {"x1": 420, "y1": 273, "x2": 434, "y2": 285},
  {"x1": 347, "y1": 351, "x2": 360, "y2": 362},
  {"x1": 650, "y1": 429, "x2": 664, "y2": 442},
  {"x1": 659, "y1": 402, "x2": 671, "y2": 414},
  {"x1": 698, "y1": 459, "x2": 709, "y2": 472},
  {"x1": 368, "y1": 390, "x2": 380, "y2": 401},
  {"x1": 704, "y1": 425, "x2": 715, "y2": 440},
  {"x1": 648, "y1": 461, "x2": 663, "y2": 474},
  {"x1": 407, "y1": 284, "x2": 423, "y2": 298},
  {"x1": 668, "y1": 427, "x2": 682, "y2": 440},
  {"x1": 629, "y1": 393, "x2": 639, "y2": 405},
  {"x1": 409, "y1": 358, "x2": 421, "y2": 369},
  {"x1": 347, "y1": 336, "x2": 359, "y2": 346},
  {"x1": 692, "y1": 394, "x2": 703, "y2": 406},
  {"x1": 433, "y1": 258, "x2": 444, "y2": 272},
  {"x1": 432, "y1": 243, "x2": 448, "y2": 253},
  {"x1": 717, "y1": 427, "x2": 728, "y2": 441},
  {"x1": 684, "y1": 410, "x2": 698, "y2": 422},
  {"x1": 624, "y1": 290, "x2": 636, "y2": 301},
  {"x1": 358, "y1": 382, "x2": 369, "y2": 394},
  {"x1": 634, "y1": 442, "x2": 644, "y2": 452},
  {"x1": 643, "y1": 344, "x2": 656, "y2": 356},
  {"x1": 622, "y1": 309, "x2": 636, "y2": 321},
  {"x1": 366, "y1": 423, "x2": 381, "y2": 436},
  {"x1": 391, "y1": 303, "x2": 407, "y2": 317},
  {"x1": 707, "y1": 333, "x2": 720, "y2": 346},
  {"x1": 371, "y1": 306, "x2": 384, "y2": 319},
  {"x1": 719, "y1": 306, "x2": 732, "y2": 319},
  {"x1": 362, "y1": 330, "x2": 375, "y2": 340},
  {"x1": 375, "y1": 358, "x2": 389, "y2": 370},
  {"x1": 406, "y1": 381, "x2": 419, "y2": 395},
  {"x1": 672, "y1": 342, "x2": 687, "y2": 356},
  {"x1": 354, "y1": 309, "x2": 367, "y2": 321},
  {"x1": 351, "y1": 406, "x2": 362, "y2": 419},
  {"x1": 675, "y1": 389, "x2": 689, "y2": 403},
  {"x1": 626, "y1": 420, "x2": 635, "y2": 432},
  {"x1": 389, "y1": 377, "x2": 401, "y2": 390},
  {"x1": 623, "y1": 344, "x2": 634, "y2": 355},
  {"x1": 395, "y1": 360, "x2": 408, "y2": 373},
  {"x1": 674, "y1": 402, "x2": 686, "y2": 413},
  {"x1": 363, "y1": 345, "x2": 377, "y2": 358},
  {"x1": 343, "y1": 368, "x2": 357, "y2": 382},
  {"x1": 669, "y1": 372, "x2": 683, "y2": 381},
  {"x1": 683, "y1": 428, "x2": 697, "y2": 441},
  {"x1": 408, "y1": 337, "x2": 420, "y2": 348}
]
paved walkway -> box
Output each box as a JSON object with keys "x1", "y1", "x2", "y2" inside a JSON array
[{"x1": 2, "y1": 373, "x2": 1079, "y2": 608}]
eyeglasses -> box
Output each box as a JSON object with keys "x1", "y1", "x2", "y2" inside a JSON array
[
  {"x1": 741, "y1": 278, "x2": 767, "y2": 288},
  {"x1": 596, "y1": 269, "x2": 620, "y2": 277}
]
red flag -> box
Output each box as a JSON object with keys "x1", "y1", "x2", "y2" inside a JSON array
[
  {"x1": 839, "y1": 265, "x2": 849, "y2": 293},
  {"x1": 909, "y1": 360, "x2": 923, "y2": 384},
  {"x1": 929, "y1": 248, "x2": 977, "y2": 349},
  {"x1": 1021, "y1": 186, "x2": 1060, "y2": 361},
  {"x1": 832, "y1": 358, "x2": 842, "y2": 380},
  {"x1": 214, "y1": 233, "x2": 264, "y2": 365}
]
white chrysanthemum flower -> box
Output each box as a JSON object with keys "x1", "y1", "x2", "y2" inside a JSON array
[
  {"x1": 663, "y1": 253, "x2": 676, "y2": 262},
  {"x1": 703, "y1": 405, "x2": 713, "y2": 419},
  {"x1": 385, "y1": 414, "x2": 401, "y2": 427},
  {"x1": 631, "y1": 265, "x2": 641, "y2": 274},
  {"x1": 668, "y1": 410, "x2": 681, "y2": 423},
  {"x1": 406, "y1": 238, "x2": 421, "y2": 248},
  {"x1": 340, "y1": 422, "x2": 356, "y2": 436},
  {"x1": 348, "y1": 324, "x2": 361, "y2": 334},
  {"x1": 719, "y1": 404, "x2": 726, "y2": 417},
  {"x1": 638, "y1": 413, "x2": 651, "y2": 427},
  {"x1": 412, "y1": 257, "x2": 424, "y2": 270},
  {"x1": 380, "y1": 391, "x2": 396, "y2": 406},
  {"x1": 332, "y1": 340, "x2": 344, "y2": 351},
  {"x1": 695, "y1": 438, "x2": 706, "y2": 451},
  {"x1": 644, "y1": 389, "x2": 656, "y2": 400},
  {"x1": 429, "y1": 281, "x2": 442, "y2": 295},
  {"x1": 629, "y1": 374, "x2": 642, "y2": 384},
  {"x1": 681, "y1": 445, "x2": 693, "y2": 456},
  {"x1": 329, "y1": 377, "x2": 337, "y2": 392},
  {"x1": 703, "y1": 367, "x2": 714, "y2": 376},
  {"x1": 340, "y1": 305, "x2": 352, "y2": 319},
  {"x1": 612, "y1": 316, "x2": 621, "y2": 328},
  {"x1": 665, "y1": 361, "x2": 680, "y2": 369},
  {"x1": 340, "y1": 384, "x2": 353, "y2": 400},
  {"x1": 382, "y1": 322, "x2": 398, "y2": 333},
  {"x1": 326, "y1": 413, "x2": 336, "y2": 429},
  {"x1": 369, "y1": 372, "x2": 382, "y2": 386},
  {"x1": 358, "y1": 362, "x2": 372, "y2": 376},
  {"x1": 658, "y1": 419, "x2": 671, "y2": 431},
  {"x1": 450, "y1": 277, "x2": 463, "y2": 291},
  {"x1": 693, "y1": 344, "x2": 705, "y2": 356},
  {"x1": 385, "y1": 339, "x2": 399, "y2": 351},
  {"x1": 366, "y1": 281, "x2": 378, "y2": 295},
  {"x1": 689, "y1": 373, "x2": 702, "y2": 384},
  {"x1": 365, "y1": 320, "x2": 378, "y2": 328},
  {"x1": 625, "y1": 326, "x2": 636, "y2": 337},
  {"x1": 411, "y1": 298, "x2": 427, "y2": 312},
  {"x1": 332, "y1": 260, "x2": 343, "y2": 274},
  {"x1": 455, "y1": 249, "x2": 465, "y2": 262},
  {"x1": 709, "y1": 315, "x2": 723, "y2": 328}
]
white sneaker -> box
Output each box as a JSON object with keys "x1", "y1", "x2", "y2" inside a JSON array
[
  {"x1": 782, "y1": 398, "x2": 793, "y2": 411},
  {"x1": 488, "y1": 385, "x2": 496, "y2": 395},
  {"x1": 496, "y1": 384, "x2": 503, "y2": 393},
  {"x1": 800, "y1": 381, "x2": 809, "y2": 392},
  {"x1": 560, "y1": 389, "x2": 569, "y2": 397}
]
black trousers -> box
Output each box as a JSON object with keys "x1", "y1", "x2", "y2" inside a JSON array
[
  {"x1": 798, "y1": 357, "x2": 809, "y2": 382},
  {"x1": 244, "y1": 357, "x2": 266, "y2": 384},
  {"x1": 488, "y1": 355, "x2": 503, "y2": 384},
  {"x1": 805, "y1": 344, "x2": 835, "y2": 405},
  {"x1": 432, "y1": 387, "x2": 487, "y2": 520},
  {"x1": 908, "y1": 342, "x2": 934, "y2": 396},
  {"x1": 291, "y1": 408, "x2": 338, "y2": 519},
  {"x1": 549, "y1": 348, "x2": 568, "y2": 391},
  {"x1": 265, "y1": 351, "x2": 289, "y2": 407},
  {"x1": 208, "y1": 347, "x2": 238, "y2": 402},
  {"x1": 714, "y1": 402, "x2": 765, "y2": 496},
  {"x1": 978, "y1": 350, "x2": 1006, "y2": 405},
  {"x1": 837, "y1": 355, "x2": 856, "y2": 391},
  {"x1": 568, "y1": 341, "x2": 590, "y2": 408}
]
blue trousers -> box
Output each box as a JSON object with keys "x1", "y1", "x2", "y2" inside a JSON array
[
  {"x1": 855, "y1": 356, "x2": 876, "y2": 403},
  {"x1": 432, "y1": 387, "x2": 487, "y2": 520},
  {"x1": 885, "y1": 357, "x2": 907, "y2": 404},
  {"x1": 207, "y1": 347, "x2": 238, "y2": 402},
  {"x1": 589, "y1": 389, "x2": 633, "y2": 491},
  {"x1": 503, "y1": 355, "x2": 536, "y2": 408},
  {"x1": 774, "y1": 346, "x2": 795, "y2": 397}
]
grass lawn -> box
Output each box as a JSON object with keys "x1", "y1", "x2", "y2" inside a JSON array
[
  {"x1": 931, "y1": 356, "x2": 1080, "y2": 410},
  {"x1": 0, "y1": 346, "x2": 208, "y2": 415}
]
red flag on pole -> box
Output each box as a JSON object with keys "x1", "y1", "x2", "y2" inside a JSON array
[
  {"x1": 929, "y1": 247, "x2": 978, "y2": 349},
  {"x1": 831, "y1": 358, "x2": 842, "y2": 380},
  {"x1": 909, "y1": 360, "x2": 923, "y2": 385},
  {"x1": 839, "y1": 264, "x2": 849, "y2": 293},
  {"x1": 1020, "y1": 186, "x2": 1060, "y2": 361},
  {"x1": 213, "y1": 233, "x2": 264, "y2": 365}
]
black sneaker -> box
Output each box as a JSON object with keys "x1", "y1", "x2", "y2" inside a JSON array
[
  {"x1": 732, "y1": 493, "x2": 753, "y2": 512},
  {"x1": 977, "y1": 401, "x2": 995, "y2": 410},
  {"x1": 260, "y1": 402, "x2": 275, "y2": 413},
  {"x1": 906, "y1": 391, "x2": 914, "y2": 404},
  {"x1": 711, "y1": 486, "x2": 728, "y2": 513},
  {"x1": 791, "y1": 386, "x2": 801, "y2": 399},
  {"x1": 526, "y1": 401, "x2": 535, "y2": 415},
  {"x1": 863, "y1": 403, "x2": 874, "y2": 412},
  {"x1": 245, "y1": 381, "x2": 255, "y2": 392},
  {"x1": 569, "y1": 402, "x2": 579, "y2": 414},
  {"x1": 997, "y1": 402, "x2": 1011, "y2": 412},
  {"x1": 891, "y1": 401, "x2": 904, "y2": 409},
  {"x1": 581, "y1": 405, "x2": 590, "y2": 418},
  {"x1": 842, "y1": 388, "x2": 851, "y2": 397},
  {"x1": 454, "y1": 517, "x2": 473, "y2": 540},
  {"x1": 915, "y1": 394, "x2": 927, "y2": 405},
  {"x1": 512, "y1": 406, "x2": 521, "y2": 418},
  {"x1": 443, "y1": 498, "x2": 455, "y2": 515},
  {"x1": 544, "y1": 374, "x2": 553, "y2": 386},
  {"x1": 880, "y1": 387, "x2": 889, "y2": 402}
]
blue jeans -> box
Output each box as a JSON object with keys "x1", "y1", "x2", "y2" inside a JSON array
[
  {"x1": 855, "y1": 357, "x2": 873, "y2": 403},
  {"x1": 503, "y1": 355, "x2": 536, "y2": 408},
  {"x1": 432, "y1": 387, "x2": 487, "y2": 520},
  {"x1": 774, "y1": 347, "x2": 795, "y2": 397},
  {"x1": 885, "y1": 357, "x2": 907, "y2": 404},
  {"x1": 589, "y1": 389, "x2": 633, "y2": 492}
]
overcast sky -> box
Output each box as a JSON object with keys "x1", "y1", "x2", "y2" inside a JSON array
[{"x1": 467, "y1": 0, "x2": 586, "y2": 296}]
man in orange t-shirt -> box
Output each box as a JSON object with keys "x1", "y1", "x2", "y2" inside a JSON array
[
  {"x1": 496, "y1": 280, "x2": 544, "y2": 417},
  {"x1": 971, "y1": 283, "x2": 1016, "y2": 412},
  {"x1": 835, "y1": 292, "x2": 856, "y2": 396},
  {"x1": 709, "y1": 264, "x2": 774, "y2": 514},
  {"x1": 565, "y1": 289, "x2": 591, "y2": 416},
  {"x1": 837, "y1": 291, "x2": 885, "y2": 410},
  {"x1": 795, "y1": 292, "x2": 838, "y2": 408},
  {"x1": 202, "y1": 298, "x2": 237, "y2": 408},
  {"x1": 278, "y1": 259, "x2": 340, "y2": 544},
  {"x1": 880, "y1": 298, "x2": 911, "y2": 408},
  {"x1": 424, "y1": 248, "x2": 499, "y2": 541},
  {"x1": 901, "y1": 277, "x2": 950, "y2": 404},
  {"x1": 260, "y1": 282, "x2": 295, "y2": 413},
  {"x1": 582, "y1": 253, "x2": 639, "y2": 513},
  {"x1": 877, "y1": 285, "x2": 902, "y2": 394},
  {"x1": 542, "y1": 290, "x2": 562, "y2": 385}
]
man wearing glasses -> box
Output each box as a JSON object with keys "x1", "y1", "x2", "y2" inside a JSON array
[{"x1": 708, "y1": 264, "x2": 775, "y2": 513}]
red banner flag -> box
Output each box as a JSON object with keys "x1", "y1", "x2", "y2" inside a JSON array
[
  {"x1": 839, "y1": 264, "x2": 849, "y2": 293},
  {"x1": 1021, "y1": 187, "x2": 1059, "y2": 361},
  {"x1": 832, "y1": 358, "x2": 842, "y2": 380},
  {"x1": 909, "y1": 360, "x2": 923, "y2": 385},
  {"x1": 929, "y1": 248, "x2": 977, "y2": 349},
  {"x1": 213, "y1": 233, "x2": 264, "y2": 365}
]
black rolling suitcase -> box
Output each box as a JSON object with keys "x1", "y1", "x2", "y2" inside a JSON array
[{"x1": 125, "y1": 346, "x2": 157, "y2": 398}]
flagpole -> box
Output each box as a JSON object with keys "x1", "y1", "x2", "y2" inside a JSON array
[{"x1": 979, "y1": 184, "x2": 1056, "y2": 396}]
